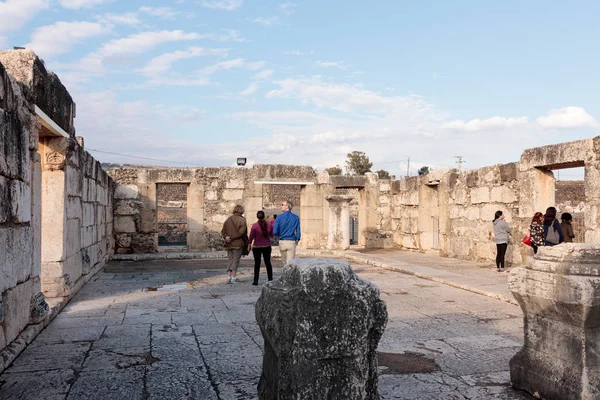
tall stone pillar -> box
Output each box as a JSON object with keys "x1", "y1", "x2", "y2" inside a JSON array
[
  {"x1": 509, "y1": 244, "x2": 600, "y2": 399},
  {"x1": 325, "y1": 195, "x2": 354, "y2": 250}
]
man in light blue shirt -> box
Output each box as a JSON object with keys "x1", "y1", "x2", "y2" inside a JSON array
[{"x1": 273, "y1": 200, "x2": 301, "y2": 265}]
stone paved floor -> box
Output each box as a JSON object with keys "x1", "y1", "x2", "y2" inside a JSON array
[{"x1": 0, "y1": 257, "x2": 532, "y2": 399}]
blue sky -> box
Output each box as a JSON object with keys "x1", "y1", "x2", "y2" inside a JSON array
[{"x1": 1, "y1": 0, "x2": 599, "y2": 178}]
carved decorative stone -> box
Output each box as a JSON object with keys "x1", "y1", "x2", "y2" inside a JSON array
[
  {"x1": 29, "y1": 292, "x2": 49, "y2": 324},
  {"x1": 45, "y1": 150, "x2": 65, "y2": 170},
  {"x1": 256, "y1": 258, "x2": 387, "y2": 400},
  {"x1": 509, "y1": 244, "x2": 600, "y2": 399}
]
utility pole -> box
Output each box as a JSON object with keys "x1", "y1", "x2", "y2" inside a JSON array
[
  {"x1": 454, "y1": 156, "x2": 464, "y2": 172},
  {"x1": 406, "y1": 157, "x2": 410, "y2": 177}
]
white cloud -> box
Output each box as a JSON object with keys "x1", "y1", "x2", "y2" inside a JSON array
[
  {"x1": 316, "y1": 61, "x2": 348, "y2": 70},
  {"x1": 201, "y1": 58, "x2": 265, "y2": 75},
  {"x1": 266, "y1": 77, "x2": 432, "y2": 116},
  {"x1": 253, "y1": 16, "x2": 280, "y2": 26},
  {"x1": 280, "y1": 2, "x2": 296, "y2": 15},
  {"x1": 58, "y1": 0, "x2": 113, "y2": 9},
  {"x1": 310, "y1": 130, "x2": 364, "y2": 144},
  {"x1": 139, "y1": 6, "x2": 179, "y2": 19},
  {"x1": 138, "y1": 46, "x2": 228, "y2": 75},
  {"x1": 0, "y1": 0, "x2": 50, "y2": 45},
  {"x1": 442, "y1": 116, "x2": 528, "y2": 132},
  {"x1": 254, "y1": 69, "x2": 273, "y2": 80},
  {"x1": 536, "y1": 106, "x2": 600, "y2": 129},
  {"x1": 99, "y1": 30, "x2": 200, "y2": 58},
  {"x1": 26, "y1": 21, "x2": 109, "y2": 58},
  {"x1": 240, "y1": 83, "x2": 258, "y2": 96},
  {"x1": 202, "y1": 0, "x2": 243, "y2": 10},
  {"x1": 98, "y1": 12, "x2": 141, "y2": 26},
  {"x1": 202, "y1": 29, "x2": 249, "y2": 42}
]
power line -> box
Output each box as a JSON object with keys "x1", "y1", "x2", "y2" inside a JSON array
[{"x1": 87, "y1": 148, "x2": 201, "y2": 166}]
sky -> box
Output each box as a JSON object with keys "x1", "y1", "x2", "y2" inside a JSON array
[{"x1": 1, "y1": 0, "x2": 599, "y2": 179}]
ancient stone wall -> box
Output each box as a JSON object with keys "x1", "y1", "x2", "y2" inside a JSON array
[
  {"x1": 556, "y1": 180, "x2": 585, "y2": 211},
  {"x1": 0, "y1": 56, "x2": 42, "y2": 354},
  {"x1": 0, "y1": 50, "x2": 114, "y2": 360},
  {"x1": 108, "y1": 164, "x2": 317, "y2": 253}
]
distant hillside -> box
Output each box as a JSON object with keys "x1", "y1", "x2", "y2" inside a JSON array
[{"x1": 101, "y1": 163, "x2": 163, "y2": 170}]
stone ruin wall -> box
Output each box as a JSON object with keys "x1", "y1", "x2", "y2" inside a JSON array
[
  {"x1": 108, "y1": 165, "x2": 317, "y2": 254},
  {"x1": 0, "y1": 50, "x2": 114, "y2": 360},
  {"x1": 0, "y1": 55, "x2": 41, "y2": 353}
]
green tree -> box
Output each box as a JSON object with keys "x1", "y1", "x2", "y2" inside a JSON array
[
  {"x1": 376, "y1": 169, "x2": 392, "y2": 179},
  {"x1": 345, "y1": 151, "x2": 373, "y2": 175},
  {"x1": 325, "y1": 165, "x2": 343, "y2": 176},
  {"x1": 418, "y1": 166, "x2": 430, "y2": 176}
]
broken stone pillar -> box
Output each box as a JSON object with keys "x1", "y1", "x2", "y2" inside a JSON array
[
  {"x1": 256, "y1": 258, "x2": 387, "y2": 400},
  {"x1": 508, "y1": 244, "x2": 600, "y2": 399},
  {"x1": 325, "y1": 195, "x2": 355, "y2": 250}
]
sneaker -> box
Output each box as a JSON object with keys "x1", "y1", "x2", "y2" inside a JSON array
[
  {"x1": 226, "y1": 277, "x2": 232, "y2": 284},
  {"x1": 231, "y1": 277, "x2": 242, "y2": 283},
  {"x1": 252, "y1": 282, "x2": 258, "y2": 286}
]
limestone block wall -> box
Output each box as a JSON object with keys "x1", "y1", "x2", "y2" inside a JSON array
[
  {"x1": 0, "y1": 50, "x2": 115, "y2": 358},
  {"x1": 41, "y1": 141, "x2": 115, "y2": 297},
  {"x1": 0, "y1": 57, "x2": 42, "y2": 352},
  {"x1": 108, "y1": 164, "x2": 317, "y2": 253},
  {"x1": 443, "y1": 163, "x2": 521, "y2": 263}
]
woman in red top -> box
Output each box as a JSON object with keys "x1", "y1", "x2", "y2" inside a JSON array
[{"x1": 248, "y1": 210, "x2": 273, "y2": 285}]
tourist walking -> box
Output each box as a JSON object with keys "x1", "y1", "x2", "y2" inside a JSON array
[
  {"x1": 529, "y1": 212, "x2": 545, "y2": 254},
  {"x1": 273, "y1": 200, "x2": 301, "y2": 266},
  {"x1": 221, "y1": 204, "x2": 247, "y2": 283},
  {"x1": 561, "y1": 213, "x2": 575, "y2": 243},
  {"x1": 493, "y1": 210, "x2": 511, "y2": 273},
  {"x1": 248, "y1": 210, "x2": 273, "y2": 285},
  {"x1": 543, "y1": 207, "x2": 564, "y2": 246}
]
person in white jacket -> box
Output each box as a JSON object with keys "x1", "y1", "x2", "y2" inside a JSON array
[{"x1": 493, "y1": 210, "x2": 511, "y2": 273}]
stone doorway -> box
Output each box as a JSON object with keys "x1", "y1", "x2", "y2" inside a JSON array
[{"x1": 156, "y1": 183, "x2": 189, "y2": 250}]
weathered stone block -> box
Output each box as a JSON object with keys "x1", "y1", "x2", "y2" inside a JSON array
[
  {"x1": 66, "y1": 165, "x2": 82, "y2": 197},
  {"x1": 490, "y1": 186, "x2": 517, "y2": 203},
  {"x1": 114, "y1": 216, "x2": 136, "y2": 233},
  {"x1": 470, "y1": 187, "x2": 490, "y2": 204},
  {"x1": 114, "y1": 184, "x2": 139, "y2": 200},
  {"x1": 65, "y1": 218, "x2": 81, "y2": 259},
  {"x1": 0, "y1": 226, "x2": 33, "y2": 293},
  {"x1": 509, "y1": 244, "x2": 600, "y2": 400},
  {"x1": 222, "y1": 189, "x2": 243, "y2": 201},
  {"x1": 0, "y1": 175, "x2": 8, "y2": 223},
  {"x1": 256, "y1": 259, "x2": 387, "y2": 400},
  {"x1": 10, "y1": 179, "x2": 31, "y2": 223},
  {"x1": 225, "y1": 178, "x2": 245, "y2": 189},
  {"x1": 131, "y1": 233, "x2": 157, "y2": 253},
  {"x1": 205, "y1": 190, "x2": 218, "y2": 201},
  {"x1": 3, "y1": 279, "x2": 35, "y2": 345}
]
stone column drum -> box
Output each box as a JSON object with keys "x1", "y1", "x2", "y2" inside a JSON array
[
  {"x1": 255, "y1": 258, "x2": 388, "y2": 400},
  {"x1": 325, "y1": 195, "x2": 355, "y2": 250},
  {"x1": 508, "y1": 244, "x2": 600, "y2": 399}
]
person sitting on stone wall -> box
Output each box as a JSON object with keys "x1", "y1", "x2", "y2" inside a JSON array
[
  {"x1": 543, "y1": 207, "x2": 564, "y2": 246},
  {"x1": 560, "y1": 213, "x2": 575, "y2": 243},
  {"x1": 529, "y1": 212, "x2": 545, "y2": 254},
  {"x1": 221, "y1": 204, "x2": 248, "y2": 283},
  {"x1": 273, "y1": 200, "x2": 301, "y2": 266},
  {"x1": 248, "y1": 210, "x2": 274, "y2": 285}
]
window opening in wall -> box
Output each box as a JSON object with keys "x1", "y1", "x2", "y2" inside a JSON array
[
  {"x1": 157, "y1": 183, "x2": 189, "y2": 248},
  {"x1": 553, "y1": 166, "x2": 585, "y2": 243}
]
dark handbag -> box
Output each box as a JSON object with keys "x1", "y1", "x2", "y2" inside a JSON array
[{"x1": 242, "y1": 233, "x2": 250, "y2": 256}]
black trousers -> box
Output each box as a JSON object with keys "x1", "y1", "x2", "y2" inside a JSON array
[
  {"x1": 252, "y1": 247, "x2": 273, "y2": 283},
  {"x1": 496, "y1": 243, "x2": 507, "y2": 269}
]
